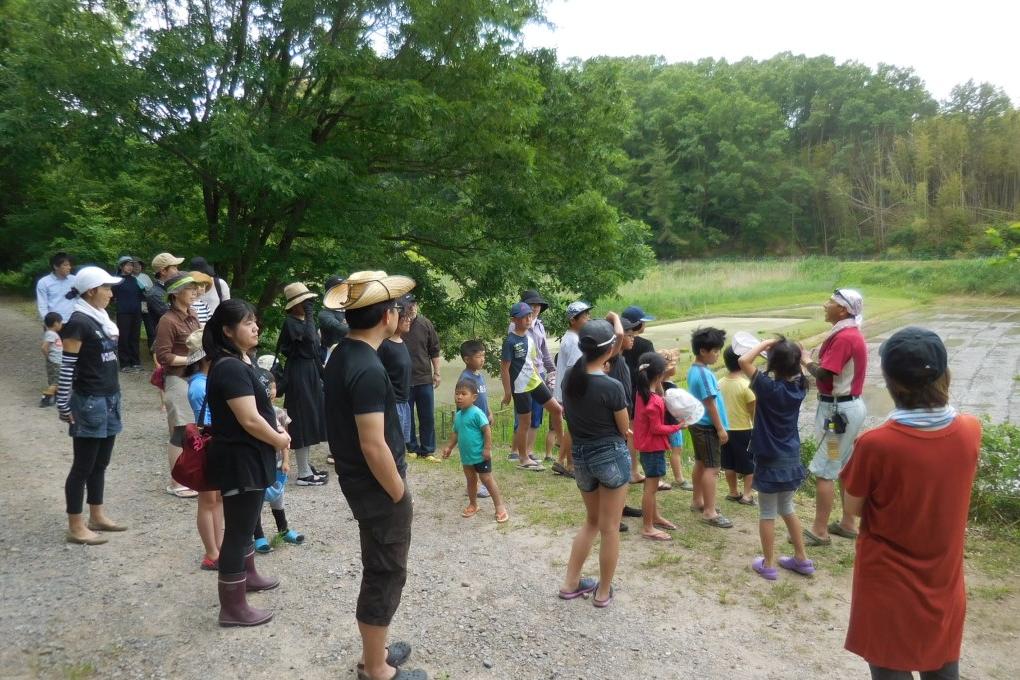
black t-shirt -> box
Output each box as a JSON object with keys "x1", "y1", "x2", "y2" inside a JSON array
[
  {"x1": 563, "y1": 372, "x2": 628, "y2": 444},
  {"x1": 623, "y1": 335, "x2": 655, "y2": 388},
  {"x1": 377, "y1": 338, "x2": 412, "y2": 402},
  {"x1": 61, "y1": 312, "x2": 119, "y2": 396},
  {"x1": 324, "y1": 338, "x2": 407, "y2": 519},
  {"x1": 205, "y1": 356, "x2": 277, "y2": 490},
  {"x1": 606, "y1": 355, "x2": 633, "y2": 412}
]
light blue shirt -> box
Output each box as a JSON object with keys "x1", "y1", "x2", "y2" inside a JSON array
[
  {"x1": 36, "y1": 273, "x2": 77, "y2": 322},
  {"x1": 687, "y1": 363, "x2": 729, "y2": 429}
]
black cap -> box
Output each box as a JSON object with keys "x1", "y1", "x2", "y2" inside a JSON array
[
  {"x1": 520, "y1": 289, "x2": 549, "y2": 313},
  {"x1": 880, "y1": 327, "x2": 948, "y2": 386},
  {"x1": 620, "y1": 316, "x2": 640, "y2": 331},
  {"x1": 189, "y1": 256, "x2": 215, "y2": 276}
]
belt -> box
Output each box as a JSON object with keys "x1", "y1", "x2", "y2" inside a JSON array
[{"x1": 819, "y1": 395, "x2": 859, "y2": 403}]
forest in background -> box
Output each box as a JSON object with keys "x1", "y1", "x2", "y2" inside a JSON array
[{"x1": 2, "y1": 0, "x2": 1020, "y2": 338}]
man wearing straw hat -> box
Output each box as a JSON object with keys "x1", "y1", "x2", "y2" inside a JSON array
[
  {"x1": 323, "y1": 271, "x2": 425, "y2": 680},
  {"x1": 802, "y1": 288, "x2": 868, "y2": 546}
]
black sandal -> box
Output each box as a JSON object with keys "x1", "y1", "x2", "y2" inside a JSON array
[{"x1": 356, "y1": 641, "x2": 412, "y2": 672}]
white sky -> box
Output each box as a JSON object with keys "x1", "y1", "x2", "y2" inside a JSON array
[{"x1": 522, "y1": 0, "x2": 1020, "y2": 105}]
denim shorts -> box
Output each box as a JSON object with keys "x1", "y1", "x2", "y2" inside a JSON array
[
  {"x1": 395, "y1": 401, "x2": 412, "y2": 444},
  {"x1": 572, "y1": 438, "x2": 631, "y2": 492},
  {"x1": 639, "y1": 451, "x2": 667, "y2": 478},
  {"x1": 69, "y1": 392, "x2": 123, "y2": 439}
]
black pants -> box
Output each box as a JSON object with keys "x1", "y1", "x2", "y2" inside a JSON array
[
  {"x1": 116, "y1": 312, "x2": 141, "y2": 367},
  {"x1": 65, "y1": 436, "x2": 115, "y2": 514},
  {"x1": 355, "y1": 492, "x2": 413, "y2": 627},
  {"x1": 870, "y1": 661, "x2": 959, "y2": 680},
  {"x1": 141, "y1": 312, "x2": 157, "y2": 352},
  {"x1": 220, "y1": 490, "x2": 264, "y2": 574}
]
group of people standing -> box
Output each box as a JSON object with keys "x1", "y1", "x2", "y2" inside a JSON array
[{"x1": 37, "y1": 249, "x2": 981, "y2": 680}]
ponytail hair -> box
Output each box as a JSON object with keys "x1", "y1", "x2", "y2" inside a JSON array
[
  {"x1": 65, "y1": 287, "x2": 81, "y2": 300},
  {"x1": 564, "y1": 337, "x2": 614, "y2": 401},
  {"x1": 635, "y1": 351, "x2": 667, "y2": 404}
]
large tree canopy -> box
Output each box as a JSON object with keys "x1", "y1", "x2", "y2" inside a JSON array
[{"x1": 0, "y1": 0, "x2": 652, "y2": 345}]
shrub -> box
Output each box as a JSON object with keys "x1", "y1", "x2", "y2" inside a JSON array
[{"x1": 972, "y1": 420, "x2": 1020, "y2": 528}]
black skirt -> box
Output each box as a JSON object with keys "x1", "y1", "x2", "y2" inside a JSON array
[{"x1": 283, "y1": 356, "x2": 326, "y2": 449}]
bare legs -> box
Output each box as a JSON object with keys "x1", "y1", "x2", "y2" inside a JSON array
[
  {"x1": 197, "y1": 490, "x2": 224, "y2": 561},
  {"x1": 561, "y1": 483, "x2": 628, "y2": 602}
]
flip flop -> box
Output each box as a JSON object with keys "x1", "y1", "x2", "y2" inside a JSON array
[
  {"x1": 642, "y1": 531, "x2": 672, "y2": 541},
  {"x1": 166, "y1": 485, "x2": 199, "y2": 498},
  {"x1": 516, "y1": 462, "x2": 545, "y2": 472},
  {"x1": 689, "y1": 505, "x2": 721, "y2": 513},
  {"x1": 675, "y1": 481, "x2": 694, "y2": 491},
  {"x1": 461, "y1": 506, "x2": 479, "y2": 518},
  {"x1": 593, "y1": 586, "x2": 614, "y2": 608},
  {"x1": 551, "y1": 462, "x2": 570, "y2": 476},
  {"x1": 558, "y1": 577, "x2": 598, "y2": 600},
  {"x1": 630, "y1": 476, "x2": 646, "y2": 484},
  {"x1": 652, "y1": 521, "x2": 676, "y2": 531},
  {"x1": 725, "y1": 494, "x2": 743, "y2": 502},
  {"x1": 738, "y1": 497, "x2": 757, "y2": 506},
  {"x1": 495, "y1": 510, "x2": 510, "y2": 524},
  {"x1": 657, "y1": 481, "x2": 672, "y2": 491}
]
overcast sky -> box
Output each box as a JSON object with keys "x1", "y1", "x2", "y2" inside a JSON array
[{"x1": 522, "y1": 0, "x2": 1019, "y2": 105}]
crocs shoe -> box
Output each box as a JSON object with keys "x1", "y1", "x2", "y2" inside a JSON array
[
  {"x1": 254, "y1": 537, "x2": 272, "y2": 553},
  {"x1": 277, "y1": 529, "x2": 305, "y2": 545},
  {"x1": 752, "y1": 556, "x2": 778, "y2": 580},
  {"x1": 779, "y1": 555, "x2": 816, "y2": 576}
]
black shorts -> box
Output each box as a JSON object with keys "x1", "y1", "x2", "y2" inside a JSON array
[
  {"x1": 469, "y1": 460, "x2": 492, "y2": 473},
  {"x1": 689, "y1": 425, "x2": 722, "y2": 468},
  {"x1": 355, "y1": 490, "x2": 413, "y2": 627},
  {"x1": 721, "y1": 429, "x2": 755, "y2": 475},
  {"x1": 512, "y1": 382, "x2": 552, "y2": 415}
]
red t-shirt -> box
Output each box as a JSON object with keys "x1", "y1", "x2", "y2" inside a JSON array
[
  {"x1": 817, "y1": 326, "x2": 867, "y2": 396},
  {"x1": 633, "y1": 392, "x2": 682, "y2": 453},
  {"x1": 840, "y1": 416, "x2": 981, "y2": 671}
]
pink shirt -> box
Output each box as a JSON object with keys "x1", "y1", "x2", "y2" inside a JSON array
[{"x1": 817, "y1": 327, "x2": 867, "y2": 396}]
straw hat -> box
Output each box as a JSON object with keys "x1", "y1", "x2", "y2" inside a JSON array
[
  {"x1": 323, "y1": 270, "x2": 416, "y2": 310},
  {"x1": 189, "y1": 270, "x2": 213, "y2": 291},
  {"x1": 283, "y1": 282, "x2": 317, "y2": 310},
  {"x1": 185, "y1": 328, "x2": 206, "y2": 365}
]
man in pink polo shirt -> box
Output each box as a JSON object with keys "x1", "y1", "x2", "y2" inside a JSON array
[{"x1": 801, "y1": 288, "x2": 868, "y2": 545}]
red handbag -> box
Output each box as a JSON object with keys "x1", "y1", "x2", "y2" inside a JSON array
[
  {"x1": 171, "y1": 400, "x2": 216, "y2": 492},
  {"x1": 149, "y1": 365, "x2": 165, "y2": 390}
]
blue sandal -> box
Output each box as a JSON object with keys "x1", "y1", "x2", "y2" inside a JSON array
[
  {"x1": 254, "y1": 537, "x2": 272, "y2": 553},
  {"x1": 278, "y1": 529, "x2": 305, "y2": 545}
]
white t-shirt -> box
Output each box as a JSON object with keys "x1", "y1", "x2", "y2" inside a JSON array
[
  {"x1": 43, "y1": 329, "x2": 63, "y2": 364},
  {"x1": 554, "y1": 330, "x2": 581, "y2": 402},
  {"x1": 199, "y1": 278, "x2": 230, "y2": 315}
]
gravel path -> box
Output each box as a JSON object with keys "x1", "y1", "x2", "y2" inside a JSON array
[{"x1": 0, "y1": 299, "x2": 1012, "y2": 679}]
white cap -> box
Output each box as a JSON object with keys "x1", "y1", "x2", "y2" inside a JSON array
[
  {"x1": 256, "y1": 355, "x2": 276, "y2": 371},
  {"x1": 664, "y1": 387, "x2": 706, "y2": 427},
  {"x1": 566, "y1": 301, "x2": 593, "y2": 319},
  {"x1": 74, "y1": 266, "x2": 122, "y2": 293}
]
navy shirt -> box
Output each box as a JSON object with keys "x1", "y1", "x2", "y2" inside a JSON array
[
  {"x1": 112, "y1": 274, "x2": 144, "y2": 314},
  {"x1": 749, "y1": 370, "x2": 808, "y2": 493}
]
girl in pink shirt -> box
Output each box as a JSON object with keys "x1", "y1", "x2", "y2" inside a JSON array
[{"x1": 633, "y1": 352, "x2": 684, "y2": 541}]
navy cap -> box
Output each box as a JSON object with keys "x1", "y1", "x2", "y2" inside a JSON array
[
  {"x1": 622, "y1": 305, "x2": 655, "y2": 324},
  {"x1": 510, "y1": 301, "x2": 533, "y2": 318}
]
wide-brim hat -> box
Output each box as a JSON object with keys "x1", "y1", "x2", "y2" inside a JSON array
[
  {"x1": 283, "y1": 282, "x2": 318, "y2": 310},
  {"x1": 189, "y1": 271, "x2": 213, "y2": 291},
  {"x1": 521, "y1": 289, "x2": 549, "y2": 313},
  {"x1": 189, "y1": 256, "x2": 215, "y2": 276},
  {"x1": 185, "y1": 328, "x2": 206, "y2": 364},
  {"x1": 323, "y1": 271, "x2": 416, "y2": 310}
]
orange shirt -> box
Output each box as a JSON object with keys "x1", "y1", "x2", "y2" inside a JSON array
[{"x1": 840, "y1": 416, "x2": 980, "y2": 671}]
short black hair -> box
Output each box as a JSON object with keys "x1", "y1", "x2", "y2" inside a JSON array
[
  {"x1": 722, "y1": 346, "x2": 740, "y2": 372},
  {"x1": 454, "y1": 378, "x2": 478, "y2": 394},
  {"x1": 43, "y1": 312, "x2": 63, "y2": 328},
  {"x1": 50, "y1": 252, "x2": 72, "y2": 269},
  {"x1": 691, "y1": 327, "x2": 726, "y2": 355},
  {"x1": 345, "y1": 299, "x2": 396, "y2": 330},
  {"x1": 460, "y1": 339, "x2": 485, "y2": 359}
]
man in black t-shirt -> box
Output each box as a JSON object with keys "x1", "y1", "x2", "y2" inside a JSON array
[{"x1": 322, "y1": 271, "x2": 424, "y2": 680}]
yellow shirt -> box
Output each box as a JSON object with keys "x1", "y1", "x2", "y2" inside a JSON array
[{"x1": 718, "y1": 374, "x2": 755, "y2": 431}]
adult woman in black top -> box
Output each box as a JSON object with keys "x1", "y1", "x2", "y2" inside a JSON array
[
  {"x1": 558, "y1": 315, "x2": 629, "y2": 609},
  {"x1": 57, "y1": 266, "x2": 129, "y2": 545},
  {"x1": 279, "y1": 282, "x2": 327, "y2": 485},
  {"x1": 203, "y1": 299, "x2": 290, "y2": 627}
]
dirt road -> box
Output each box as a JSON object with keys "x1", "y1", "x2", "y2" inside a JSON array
[{"x1": 0, "y1": 300, "x2": 1013, "y2": 679}]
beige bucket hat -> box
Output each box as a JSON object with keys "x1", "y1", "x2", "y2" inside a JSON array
[
  {"x1": 323, "y1": 270, "x2": 415, "y2": 310},
  {"x1": 185, "y1": 328, "x2": 206, "y2": 365},
  {"x1": 283, "y1": 282, "x2": 318, "y2": 310}
]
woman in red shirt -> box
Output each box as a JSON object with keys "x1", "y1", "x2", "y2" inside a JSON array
[
  {"x1": 633, "y1": 352, "x2": 684, "y2": 541},
  {"x1": 841, "y1": 327, "x2": 980, "y2": 680}
]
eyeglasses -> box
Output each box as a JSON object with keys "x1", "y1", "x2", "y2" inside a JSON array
[{"x1": 832, "y1": 288, "x2": 851, "y2": 306}]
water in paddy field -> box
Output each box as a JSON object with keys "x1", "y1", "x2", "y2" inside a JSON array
[{"x1": 436, "y1": 307, "x2": 1020, "y2": 429}]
